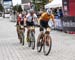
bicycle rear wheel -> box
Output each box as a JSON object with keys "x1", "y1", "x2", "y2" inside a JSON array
[
  {"x1": 37, "y1": 34, "x2": 43, "y2": 52},
  {"x1": 22, "y1": 33, "x2": 24, "y2": 45},
  {"x1": 43, "y1": 35, "x2": 52, "y2": 56}
]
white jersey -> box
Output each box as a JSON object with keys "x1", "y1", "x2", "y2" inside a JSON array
[{"x1": 26, "y1": 13, "x2": 37, "y2": 22}]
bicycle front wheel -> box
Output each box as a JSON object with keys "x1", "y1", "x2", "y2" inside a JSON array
[
  {"x1": 43, "y1": 35, "x2": 52, "y2": 56},
  {"x1": 31, "y1": 32, "x2": 35, "y2": 50},
  {"x1": 37, "y1": 34, "x2": 43, "y2": 52},
  {"x1": 28, "y1": 33, "x2": 31, "y2": 47},
  {"x1": 28, "y1": 38, "x2": 31, "y2": 47}
]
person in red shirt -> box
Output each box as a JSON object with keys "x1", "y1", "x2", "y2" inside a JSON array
[
  {"x1": 17, "y1": 12, "x2": 22, "y2": 25},
  {"x1": 16, "y1": 12, "x2": 26, "y2": 43}
]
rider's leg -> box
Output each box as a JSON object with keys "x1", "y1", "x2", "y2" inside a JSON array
[
  {"x1": 17, "y1": 25, "x2": 19, "y2": 38},
  {"x1": 27, "y1": 27, "x2": 30, "y2": 40},
  {"x1": 17, "y1": 25, "x2": 22, "y2": 43},
  {"x1": 17, "y1": 25, "x2": 20, "y2": 39},
  {"x1": 27, "y1": 21, "x2": 34, "y2": 40},
  {"x1": 45, "y1": 27, "x2": 51, "y2": 46},
  {"x1": 41, "y1": 20, "x2": 50, "y2": 46},
  {"x1": 37, "y1": 20, "x2": 44, "y2": 44}
]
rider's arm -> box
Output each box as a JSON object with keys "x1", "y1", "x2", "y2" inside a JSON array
[
  {"x1": 33, "y1": 14, "x2": 38, "y2": 25},
  {"x1": 38, "y1": 17, "x2": 42, "y2": 21},
  {"x1": 24, "y1": 15, "x2": 27, "y2": 25},
  {"x1": 38, "y1": 17, "x2": 42, "y2": 24},
  {"x1": 51, "y1": 14, "x2": 56, "y2": 27},
  {"x1": 33, "y1": 14, "x2": 38, "y2": 21}
]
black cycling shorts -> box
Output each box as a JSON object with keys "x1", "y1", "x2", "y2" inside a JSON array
[
  {"x1": 20, "y1": 21, "x2": 24, "y2": 25},
  {"x1": 17, "y1": 21, "x2": 24, "y2": 25},
  {"x1": 40, "y1": 20, "x2": 49, "y2": 28},
  {"x1": 26, "y1": 21, "x2": 34, "y2": 26}
]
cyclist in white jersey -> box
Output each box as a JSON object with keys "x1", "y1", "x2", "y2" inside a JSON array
[{"x1": 25, "y1": 9, "x2": 38, "y2": 41}]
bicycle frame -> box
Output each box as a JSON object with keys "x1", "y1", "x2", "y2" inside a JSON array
[
  {"x1": 27, "y1": 26, "x2": 35, "y2": 49},
  {"x1": 40, "y1": 27, "x2": 51, "y2": 40}
]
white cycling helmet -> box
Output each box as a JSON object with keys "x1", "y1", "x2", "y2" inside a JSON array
[
  {"x1": 46, "y1": 9, "x2": 52, "y2": 15},
  {"x1": 29, "y1": 9, "x2": 34, "y2": 13}
]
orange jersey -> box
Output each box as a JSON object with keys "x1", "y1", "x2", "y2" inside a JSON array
[{"x1": 39, "y1": 12, "x2": 54, "y2": 21}]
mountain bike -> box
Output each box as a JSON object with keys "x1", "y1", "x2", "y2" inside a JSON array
[
  {"x1": 37, "y1": 26, "x2": 52, "y2": 56},
  {"x1": 25, "y1": 25, "x2": 35, "y2": 50},
  {"x1": 16, "y1": 25, "x2": 25, "y2": 45}
]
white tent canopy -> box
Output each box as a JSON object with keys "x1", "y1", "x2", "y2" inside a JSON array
[{"x1": 45, "y1": 0, "x2": 62, "y2": 9}]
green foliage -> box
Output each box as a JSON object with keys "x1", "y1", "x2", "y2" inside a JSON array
[
  {"x1": 32, "y1": 0, "x2": 35, "y2": 4},
  {"x1": 35, "y1": 4, "x2": 40, "y2": 11},
  {"x1": 0, "y1": 4, "x2": 4, "y2": 12},
  {"x1": 42, "y1": 0, "x2": 47, "y2": 5},
  {"x1": 32, "y1": 0, "x2": 48, "y2": 11},
  {"x1": 12, "y1": 5, "x2": 23, "y2": 13},
  {"x1": 12, "y1": 5, "x2": 18, "y2": 11},
  {"x1": 17, "y1": 5, "x2": 23, "y2": 13}
]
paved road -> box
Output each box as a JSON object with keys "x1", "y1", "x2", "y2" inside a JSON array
[{"x1": 0, "y1": 17, "x2": 75, "y2": 60}]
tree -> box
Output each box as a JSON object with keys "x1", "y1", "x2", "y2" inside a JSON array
[
  {"x1": 41, "y1": 0, "x2": 53, "y2": 9},
  {"x1": 0, "y1": 4, "x2": 4, "y2": 12},
  {"x1": 17, "y1": 5, "x2": 23, "y2": 13},
  {"x1": 12, "y1": 5, "x2": 23, "y2": 13},
  {"x1": 32, "y1": 0, "x2": 51, "y2": 11},
  {"x1": 12, "y1": 5, "x2": 18, "y2": 11}
]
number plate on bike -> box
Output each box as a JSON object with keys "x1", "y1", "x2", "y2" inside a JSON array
[
  {"x1": 20, "y1": 26, "x2": 24, "y2": 28},
  {"x1": 47, "y1": 28, "x2": 51, "y2": 32},
  {"x1": 30, "y1": 26, "x2": 35, "y2": 29}
]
